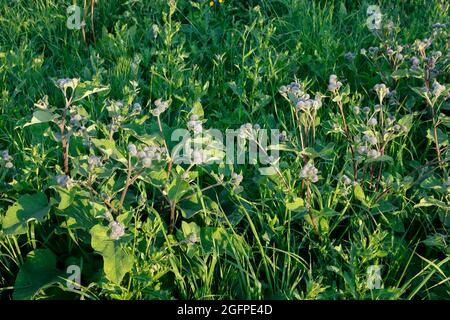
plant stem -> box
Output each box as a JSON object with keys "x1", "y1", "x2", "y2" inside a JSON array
[
  {"x1": 157, "y1": 115, "x2": 173, "y2": 173},
  {"x1": 60, "y1": 98, "x2": 72, "y2": 175},
  {"x1": 306, "y1": 184, "x2": 319, "y2": 236},
  {"x1": 117, "y1": 155, "x2": 134, "y2": 214},
  {"x1": 169, "y1": 200, "x2": 177, "y2": 234},
  {"x1": 91, "y1": 0, "x2": 96, "y2": 44},
  {"x1": 337, "y1": 98, "x2": 358, "y2": 181},
  {"x1": 424, "y1": 64, "x2": 442, "y2": 165}
]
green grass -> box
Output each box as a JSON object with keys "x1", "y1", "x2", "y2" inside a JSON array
[{"x1": 0, "y1": 0, "x2": 449, "y2": 300}]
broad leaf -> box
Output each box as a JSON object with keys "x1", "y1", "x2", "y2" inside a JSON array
[
  {"x1": 23, "y1": 110, "x2": 56, "y2": 127},
  {"x1": 90, "y1": 225, "x2": 133, "y2": 284},
  {"x1": 92, "y1": 139, "x2": 126, "y2": 163},
  {"x1": 13, "y1": 249, "x2": 62, "y2": 300},
  {"x1": 353, "y1": 184, "x2": 369, "y2": 208},
  {"x1": 3, "y1": 193, "x2": 50, "y2": 235}
]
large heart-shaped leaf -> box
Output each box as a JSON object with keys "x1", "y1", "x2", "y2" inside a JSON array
[
  {"x1": 56, "y1": 197, "x2": 101, "y2": 231},
  {"x1": 90, "y1": 225, "x2": 133, "y2": 284},
  {"x1": 13, "y1": 249, "x2": 62, "y2": 300},
  {"x1": 23, "y1": 110, "x2": 57, "y2": 128},
  {"x1": 3, "y1": 192, "x2": 50, "y2": 235}
]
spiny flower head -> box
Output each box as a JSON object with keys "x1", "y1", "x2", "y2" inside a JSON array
[
  {"x1": 107, "y1": 100, "x2": 125, "y2": 118},
  {"x1": 88, "y1": 154, "x2": 102, "y2": 168},
  {"x1": 187, "y1": 114, "x2": 203, "y2": 133},
  {"x1": 56, "y1": 174, "x2": 72, "y2": 188},
  {"x1": 300, "y1": 162, "x2": 319, "y2": 183},
  {"x1": 152, "y1": 99, "x2": 170, "y2": 116},
  {"x1": 386, "y1": 115, "x2": 396, "y2": 126},
  {"x1": 109, "y1": 221, "x2": 125, "y2": 240},
  {"x1": 134, "y1": 145, "x2": 166, "y2": 168},
  {"x1": 231, "y1": 172, "x2": 243, "y2": 186},
  {"x1": 279, "y1": 82, "x2": 302, "y2": 94},
  {"x1": 2, "y1": 150, "x2": 14, "y2": 169},
  {"x1": 56, "y1": 78, "x2": 79, "y2": 91},
  {"x1": 1, "y1": 150, "x2": 12, "y2": 162},
  {"x1": 363, "y1": 135, "x2": 378, "y2": 145},
  {"x1": 414, "y1": 38, "x2": 432, "y2": 52},
  {"x1": 358, "y1": 146, "x2": 368, "y2": 155},
  {"x1": 368, "y1": 47, "x2": 379, "y2": 55},
  {"x1": 127, "y1": 143, "x2": 138, "y2": 157},
  {"x1": 141, "y1": 157, "x2": 152, "y2": 168},
  {"x1": 410, "y1": 56, "x2": 420, "y2": 67},
  {"x1": 341, "y1": 175, "x2": 352, "y2": 185},
  {"x1": 131, "y1": 103, "x2": 142, "y2": 114},
  {"x1": 368, "y1": 117, "x2": 378, "y2": 126},
  {"x1": 328, "y1": 74, "x2": 342, "y2": 92},
  {"x1": 151, "y1": 24, "x2": 160, "y2": 38},
  {"x1": 432, "y1": 81, "x2": 446, "y2": 98},
  {"x1": 70, "y1": 113, "x2": 83, "y2": 126},
  {"x1": 344, "y1": 52, "x2": 355, "y2": 61},
  {"x1": 295, "y1": 94, "x2": 322, "y2": 113},
  {"x1": 367, "y1": 149, "x2": 381, "y2": 158},
  {"x1": 374, "y1": 83, "x2": 390, "y2": 101},
  {"x1": 432, "y1": 23, "x2": 446, "y2": 29}
]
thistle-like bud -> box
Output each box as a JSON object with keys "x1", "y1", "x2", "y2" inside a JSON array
[
  {"x1": 231, "y1": 172, "x2": 243, "y2": 186},
  {"x1": 109, "y1": 221, "x2": 125, "y2": 240},
  {"x1": 300, "y1": 163, "x2": 319, "y2": 183},
  {"x1": 368, "y1": 117, "x2": 378, "y2": 126},
  {"x1": 127, "y1": 143, "x2": 138, "y2": 156}
]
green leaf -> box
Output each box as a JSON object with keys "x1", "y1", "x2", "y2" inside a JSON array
[
  {"x1": 90, "y1": 225, "x2": 133, "y2": 284},
  {"x1": 121, "y1": 123, "x2": 146, "y2": 136},
  {"x1": 167, "y1": 174, "x2": 190, "y2": 202},
  {"x1": 371, "y1": 200, "x2": 397, "y2": 213},
  {"x1": 179, "y1": 194, "x2": 218, "y2": 219},
  {"x1": 354, "y1": 184, "x2": 369, "y2": 207},
  {"x1": 200, "y1": 227, "x2": 242, "y2": 255},
  {"x1": 72, "y1": 82, "x2": 109, "y2": 102},
  {"x1": 302, "y1": 143, "x2": 335, "y2": 160},
  {"x1": 55, "y1": 186, "x2": 75, "y2": 210},
  {"x1": 228, "y1": 81, "x2": 243, "y2": 96},
  {"x1": 3, "y1": 193, "x2": 50, "y2": 235},
  {"x1": 391, "y1": 68, "x2": 422, "y2": 80},
  {"x1": 439, "y1": 113, "x2": 450, "y2": 128},
  {"x1": 426, "y1": 128, "x2": 448, "y2": 147},
  {"x1": 191, "y1": 100, "x2": 204, "y2": 118},
  {"x1": 423, "y1": 234, "x2": 447, "y2": 251},
  {"x1": 181, "y1": 221, "x2": 201, "y2": 239},
  {"x1": 391, "y1": 69, "x2": 410, "y2": 80},
  {"x1": 23, "y1": 110, "x2": 56, "y2": 128},
  {"x1": 397, "y1": 114, "x2": 414, "y2": 132},
  {"x1": 258, "y1": 166, "x2": 277, "y2": 176},
  {"x1": 285, "y1": 197, "x2": 305, "y2": 211},
  {"x1": 385, "y1": 215, "x2": 405, "y2": 233},
  {"x1": 13, "y1": 249, "x2": 62, "y2": 300},
  {"x1": 364, "y1": 155, "x2": 394, "y2": 164},
  {"x1": 56, "y1": 197, "x2": 101, "y2": 230},
  {"x1": 414, "y1": 197, "x2": 450, "y2": 210},
  {"x1": 92, "y1": 139, "x2": 126, "y2": 163}
]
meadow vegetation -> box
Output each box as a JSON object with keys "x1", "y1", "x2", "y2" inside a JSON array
[{"x1": 0, "y1": 0, "x2": 449, "y2": 299}]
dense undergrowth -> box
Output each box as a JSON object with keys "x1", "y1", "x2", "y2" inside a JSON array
[{"x1": 0, "y1": 0, "x2": 449, "y2": 299}]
